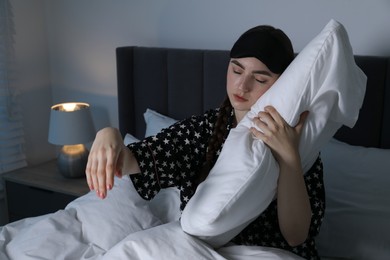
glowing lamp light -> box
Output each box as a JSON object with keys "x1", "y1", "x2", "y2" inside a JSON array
[{"x1": 48, "y1": 102, "x2": 95, "y2": 178}]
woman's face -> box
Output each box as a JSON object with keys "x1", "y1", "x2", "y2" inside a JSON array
[{"x1": 226, "y1": 57, "x2": 280, "y2": 122}]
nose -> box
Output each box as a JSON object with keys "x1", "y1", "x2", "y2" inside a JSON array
[{"x1": 237, "y1": 76, "x2": 251, "y2": 93}]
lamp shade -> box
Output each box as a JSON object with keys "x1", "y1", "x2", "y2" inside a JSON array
[{"x1": 48, "y1": 102, "x2": 95, "y2": 145}]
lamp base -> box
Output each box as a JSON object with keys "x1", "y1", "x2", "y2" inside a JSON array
[{"x1": 57, "y1": 145, "x2": 89, "y2": 178}]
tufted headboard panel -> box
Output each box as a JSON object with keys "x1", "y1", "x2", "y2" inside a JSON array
[{"x1": 116, "y1": 46, "x2": 390, "y2": 149}]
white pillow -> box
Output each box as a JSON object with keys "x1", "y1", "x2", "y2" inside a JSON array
[
  {"x1": 316, "y1": 139, "x2": 390, "y2": 259},
  {"x1": 143, "y1": 108, "x2": 178, "y2": 137},
  {"x1": 124, "y1": 133, "x2": 140, "y2": 146},
  {"x1": 181, "y1": 19, "x2": 367, "y2": 247}
]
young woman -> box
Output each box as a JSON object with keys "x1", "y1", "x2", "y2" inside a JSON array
[{"x1": 86, "y1": 25, "x2": 325, "y2": 260}]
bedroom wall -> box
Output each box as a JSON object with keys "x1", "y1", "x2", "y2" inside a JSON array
[
  {"x1": 44, "y1": 0, "x2": 390, "y2": 134},
  {"x1": 11, "y1": 0, "x2": 390, "y2": 166},
  {"x1": 12, "y1": 0, "x2": 54, "y2": 164}
]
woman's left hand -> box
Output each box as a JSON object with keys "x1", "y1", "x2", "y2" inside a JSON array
[
  {"x1": 250, "y1": 106, "x2": 309, "y2": 166},
  {"x1": 251, "y1": 106, "x2": 312, "y2": 246}
]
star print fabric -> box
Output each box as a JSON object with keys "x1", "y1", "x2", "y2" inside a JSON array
[
  {"x1": 129, "y1": 109, "x2": 219, "y2": 210},
  {"x1": 128, "y1": 108, "x2": 325, "y2": 260},
  {"x1": 230, "y1": 157, "x2": 324, "y2": 260}
]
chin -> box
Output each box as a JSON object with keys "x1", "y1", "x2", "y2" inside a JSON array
[{"x1": 232, "y1": 103, "x2": 250, "y2": 112}]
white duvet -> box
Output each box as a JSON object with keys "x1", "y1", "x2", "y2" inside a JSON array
[{"x1": 0, "y1": 176, "x2": 304, "y2": 260}]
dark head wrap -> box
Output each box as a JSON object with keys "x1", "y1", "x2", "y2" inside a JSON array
[{"x1": 230, "y1": 25, "x2": 294, "y2": 74}]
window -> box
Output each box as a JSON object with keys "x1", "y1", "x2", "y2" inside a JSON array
[{"x1": 0, "y1": 0, "x2": 27, "y2": 175}]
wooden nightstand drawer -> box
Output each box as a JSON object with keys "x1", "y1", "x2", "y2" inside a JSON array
[
  {"x1": 3, "y1": 160, "x2": 89, "y2": 223},
  {"x1": 5, "y1": 181, "x2": 77, "y2": 222}
]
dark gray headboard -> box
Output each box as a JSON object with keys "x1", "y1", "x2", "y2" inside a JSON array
[{"x1": 116, "y1": 46, "x2": 390, "y2": 149}]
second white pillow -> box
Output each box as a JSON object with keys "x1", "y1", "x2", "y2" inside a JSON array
[{"x1": 143, "y1": 108, "x2": 178, "y2": 137}]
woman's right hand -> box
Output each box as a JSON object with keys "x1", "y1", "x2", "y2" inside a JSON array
[{"x1": 86, "y1": 127, "x2": 132, "y2": 199}]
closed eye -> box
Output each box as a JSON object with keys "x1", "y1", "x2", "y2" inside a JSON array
[{"x1": 256, "y1": 79, "x2": 267, "y2": 84}]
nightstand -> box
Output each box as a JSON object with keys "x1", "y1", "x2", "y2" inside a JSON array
[{"x1": 2, "y1": 160, "x2": 90, "y2": 223}]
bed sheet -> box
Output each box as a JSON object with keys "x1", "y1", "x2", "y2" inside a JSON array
[{"x1": 0, "y1": 176, "x2": 308, "y2": 260}]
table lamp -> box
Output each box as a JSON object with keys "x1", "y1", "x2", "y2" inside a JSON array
[{"x1": 48, "y1": 102, "x2": 95, "y2": 178}]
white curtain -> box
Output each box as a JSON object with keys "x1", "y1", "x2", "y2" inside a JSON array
[{"x1": 0, "y1": 0, "x2": 27, "y2": 224}]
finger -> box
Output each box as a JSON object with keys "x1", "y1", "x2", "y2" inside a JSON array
[
  {"x1": 253, "y1": 116, "x2": 272, "y2": 136},
  {"x1": 250, "y1": 127, "x2": 264, "y2": 139},
  {"x1": 96, "y1": 152, "x2": 108, "y2": 199},
  {"x1": 250, "y1": 126, "x2": 272, "y2": 146},
  {"x1": 105, "y1": 148, "x2": 119, "y2": 191},
  {"x1": 257, "y1": 111, "x2": 272, "y2": 125},
  {"x1": 264, "y1": 106, "x2": 286, "y2": 126},
  {"x1": 90, "y1": 156, "x2": 100, "y2": 196},
  {"x1": 85, "y1": 155, "x2": 94, "y2": 190},
  {"x1": 257, "y1": 111, "x2": 279, "y2": 133}
]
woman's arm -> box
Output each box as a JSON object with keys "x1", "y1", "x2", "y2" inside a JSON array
[
  {"x1": 86, "y1": 109, "x2": 218, "y2": 201},
  {"x1": 86, "y1": 127, "x2": 140, "y2": 199},
  {"x1": 250, "y1": 106, "x2": 311, "y2": 246},
  {"x1": 275, "y1": 149, "x2": 311, "y2": 246}
]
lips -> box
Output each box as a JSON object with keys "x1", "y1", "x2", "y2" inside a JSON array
[{"x1": 233, "y1": 94, "x2": 248, "y2": 102}]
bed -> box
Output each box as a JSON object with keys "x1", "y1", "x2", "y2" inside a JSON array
[{"x1": 1, "y1": 23, "x2": 390, "y2": 259}]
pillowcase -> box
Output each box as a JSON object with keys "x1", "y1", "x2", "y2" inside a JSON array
[
  {"x1": 124, "y1": 133, "x2": 140, "y2": 146},
  {"x1": 316, "y1": 139, "x2": 390, "y2": 259},
  {"x1": 181, "y1": 19, "x2": 367, "y2": 247},
  {"x1": 144, "y1": 108, "x2": 178, "y2": 137}
]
